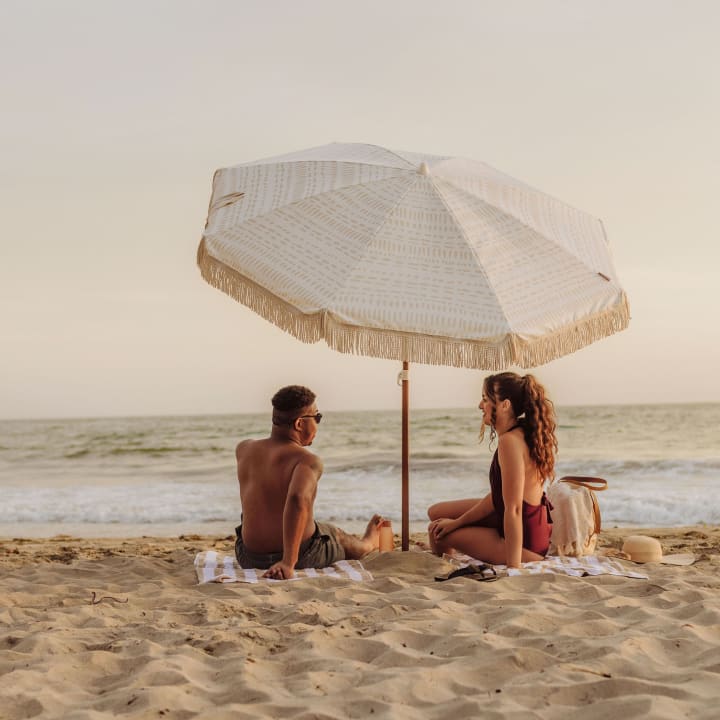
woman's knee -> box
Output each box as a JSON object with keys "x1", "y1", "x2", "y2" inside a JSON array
[{"x1": 427, "y1": 503, "x2": 443, "y2": 520}]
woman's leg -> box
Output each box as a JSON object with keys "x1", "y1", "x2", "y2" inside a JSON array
[
  {"x1": 427, "y1": 498, "x2": 479, "y2": 521},
  {"x1": 435, "y1": 525, "x2": 545, "y2": 565},
  {"x1": 433, "y1": 525, "x2": 506, "y2": 563},
  {"x1": 427, "y1": 499, "x2": 479, "y2": 555}
]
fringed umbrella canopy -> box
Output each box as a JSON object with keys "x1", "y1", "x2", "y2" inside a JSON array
[
  {"x1": 197, "y1": 142, "x2": 629, "y2": 549},
  {"x1": 198, "y1": 143, "x2": 629, "y2": 370}
]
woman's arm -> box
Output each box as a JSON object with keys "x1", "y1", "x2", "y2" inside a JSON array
[
  {"x1": 499, "y1": 434, "x2": 525, "y2": 568},
  {"x1": 429, "y1": 493, "x2": 494, "y2": 541},
  {"x1": 455, "y1": 493, "x2": 494, "y2": 528}
]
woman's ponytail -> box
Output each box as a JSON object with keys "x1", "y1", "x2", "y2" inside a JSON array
[{"x1": 522, "y1": 374, "x2": 557, "y2": 480}]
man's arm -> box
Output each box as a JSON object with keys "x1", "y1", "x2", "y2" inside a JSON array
[{"x1": 263, "y1": 457, "x2": 320, "y2": 579}]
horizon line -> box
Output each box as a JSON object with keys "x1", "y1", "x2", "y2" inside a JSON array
[{"x1": 1, "y1": 399, "x2": 718, "y2": 423}]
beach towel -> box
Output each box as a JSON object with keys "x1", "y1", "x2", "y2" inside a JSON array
[
  {"x1": 446, "y1": 553, "x2": 649, "y2": 580},
  {"x1": 194, "y1": 551, "x2": 373, "y2": 584}
]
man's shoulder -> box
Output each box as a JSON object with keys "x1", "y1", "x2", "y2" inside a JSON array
[
  {"x1": 296, "y1": 446, "x2": 323, "y2": 470},
  {"x1": 236, "y1": 438, "x2": 321, "y2": 467},
  {"x1": 235, "y1": 437, "x2": 275, "y2": 460},
  {"x1": 235, "y1": 438, "x2": 256, "y2": 455}
]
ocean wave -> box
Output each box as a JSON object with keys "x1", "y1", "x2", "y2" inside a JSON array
[
  {"x1": 3, "y1": 472, "x2": 718, "y2": 528},
  {"x1": 600, "y1": 492, "x2": 720, "y2": 527},
  {"x1": 0, "y1": 483, "x2": 239, "y2": 525},
  {"x1": 59, "y1": 445, "x2": 230, "y2": 459},
  {"x1": 556, "y1": 458, "x2": 720, "y2": 482},
  {"x1": 108, "y1": 446, "x2": 228, "y2": 456}
]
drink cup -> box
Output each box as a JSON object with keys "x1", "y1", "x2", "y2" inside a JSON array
[{"x1": 379, "y1": 520, "x2": 394, "y2": 552}]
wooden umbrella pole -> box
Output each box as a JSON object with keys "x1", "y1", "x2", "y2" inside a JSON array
[{"x1": 401, "y1": 360, "x2": 410, "y2": 551}]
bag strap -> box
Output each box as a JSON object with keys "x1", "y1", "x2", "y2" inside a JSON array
[
  {"x1": 559, "y1": 476, "x2": 606, "y2": 534},
  {"x1": 559, "y1": 476, "x2": 608, "y2": 492}
]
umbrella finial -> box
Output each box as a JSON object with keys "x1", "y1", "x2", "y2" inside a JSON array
[{"x1": 417, "y1": 162, "x2": 430, "y2": 176}]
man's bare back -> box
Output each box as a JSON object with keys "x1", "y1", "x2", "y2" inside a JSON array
[
  {"x1": 236, "y1": 436, "x2": 321, "y2": 553},
  {"x1": 234, "y1": 385, "x2": 383, "y2": 579}
]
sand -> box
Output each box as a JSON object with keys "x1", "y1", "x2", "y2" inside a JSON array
[{"x1": 1, "y1": 527, "x2": 719, "y2": 719}]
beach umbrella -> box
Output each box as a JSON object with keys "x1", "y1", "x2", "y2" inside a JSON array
[{"x1": 197, "y1": 142, "x2": 629, "y2": 550}]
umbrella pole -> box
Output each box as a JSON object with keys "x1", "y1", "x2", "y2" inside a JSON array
[{"x1": 401, "y1": 361, "x2": 410, "y2": 550}]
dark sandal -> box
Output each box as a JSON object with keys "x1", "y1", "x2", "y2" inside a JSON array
[
  {"x1": 435, "y1": 563, "x2": 497, "y2": 582},
  {"x1": 470, "y1": 565, "x2": 499, "y2": 582}
]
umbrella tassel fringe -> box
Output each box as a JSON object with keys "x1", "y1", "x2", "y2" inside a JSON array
[
  {"x1": 198, "y1": 238, "x2": 630, "y2": 370},
  {"x1": 197, "y1": 238, "x2": 324, "y2": 344}
]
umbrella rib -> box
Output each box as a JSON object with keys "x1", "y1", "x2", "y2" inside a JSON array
[
  {"x1": 239, "y1": 158, "x2": 416, "y2": 171},
  {"x1": 361, "y1": 143, "x2": 418, "y2": 170},
  {"x1": 209, "y1": 172, "x2": 423, "y2": 312},
  {"x1": 436, "y1": 177, "x2": 612, "y2": 282},
  {"x1": 428, "y1": 178, "x2": 515, "y2": 334},
  {"x1": 211, "y1": 164, "x2": 413, "y2": 228},
  {"x1": 432, "y1": 156, "x2": 594, "y2": 221},
  {"x1": 327, "y1": 174, "x2": 422, "y2": 309},
  {"x1": 234, "y1": 144, "x2": 418, "y2": 172}
]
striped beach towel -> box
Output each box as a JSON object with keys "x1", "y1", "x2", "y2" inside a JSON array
[
  {"x1": 448, "y1": 553, "x2": 649, "y2": 579},
  {"x1": 194, "y1": 551, "x2": 373, "y2": 584}
]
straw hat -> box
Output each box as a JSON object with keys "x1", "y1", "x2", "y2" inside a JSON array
[
  {"x1": 621, "y1": 535, "x2": 695, "y2": 565},
  {"x1": 622, "y1": 535, "x2": 662, "y2": 562}
]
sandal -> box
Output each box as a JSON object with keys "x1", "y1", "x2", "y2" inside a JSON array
[
  {"x1": 434, "y1": 562, "x2": 498, "y2": 582},
  {"x1": 470, "y1": 565, "x2": 499, "y2": 582}
]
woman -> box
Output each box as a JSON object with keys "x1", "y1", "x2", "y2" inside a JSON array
[{"x1": 428, "y1": 372, "x2": 557, "y2": 568}]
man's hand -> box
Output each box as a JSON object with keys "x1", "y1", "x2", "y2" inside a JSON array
[{"x1": 262, "y1": 561, "x2": 295, "y2": 580}]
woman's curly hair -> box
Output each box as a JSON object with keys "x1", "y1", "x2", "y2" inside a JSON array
[{"x1": 481, "y1": 372, "x2": 558, "y2": 480}]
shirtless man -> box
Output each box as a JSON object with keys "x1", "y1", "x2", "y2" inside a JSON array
[{"x1": 234, "y1": 385, "x2": 383, "y2": 579}]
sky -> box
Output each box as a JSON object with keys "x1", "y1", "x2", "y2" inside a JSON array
[{"x1": 1, "y1": 0, "x2": 719, "y2": 419}]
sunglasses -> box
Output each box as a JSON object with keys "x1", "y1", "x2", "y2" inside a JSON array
[{"x1": 296, "y1": 412, "x2": 322, "y2": 424}]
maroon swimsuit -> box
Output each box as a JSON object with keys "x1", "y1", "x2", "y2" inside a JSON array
[{"x1": 478, "y1": 443, "x2": 553, "y2": 556}]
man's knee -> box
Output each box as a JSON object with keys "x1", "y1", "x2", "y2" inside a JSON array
[{"x1": 334, "y1": 527, "x2": 351, "y2": 548}]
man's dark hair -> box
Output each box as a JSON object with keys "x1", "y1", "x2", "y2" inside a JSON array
[{"x1": 272, "y1": 385, "x2": 316, "y2": 414}]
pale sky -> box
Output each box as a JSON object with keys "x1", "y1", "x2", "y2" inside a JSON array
[{"x1": 2, "y1": 0, "x2": 719, "y2": 419}]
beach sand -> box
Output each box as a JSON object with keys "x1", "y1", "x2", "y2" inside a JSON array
[{"x1": 1, "y1": 527, "x2": 719, "y2": 719}]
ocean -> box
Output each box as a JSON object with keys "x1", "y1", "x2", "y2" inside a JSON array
[{"x1": 1, "y1": 404, "x2": 718, "y2": 538}]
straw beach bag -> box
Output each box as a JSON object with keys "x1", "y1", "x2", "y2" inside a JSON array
[{"x1": 547, "y1": 477, "x2": 608, "y2": 557}]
